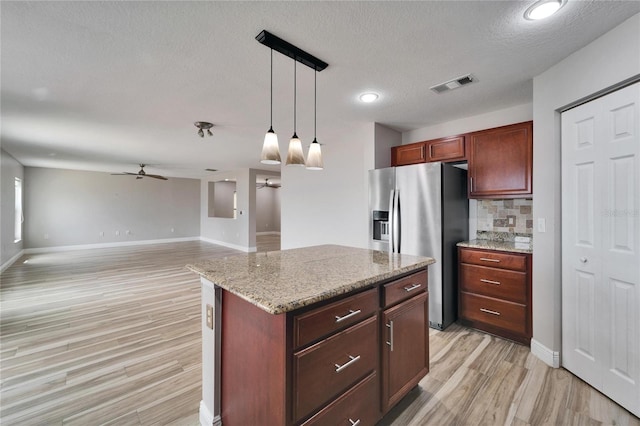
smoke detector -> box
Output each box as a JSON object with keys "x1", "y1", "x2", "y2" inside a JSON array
[{"x1": 430, "y1": 74, "x2": 477, "y2": 94}]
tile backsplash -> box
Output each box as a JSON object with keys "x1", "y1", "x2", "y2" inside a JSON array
[{"x1": 476, "y1": 199, "x2": 533, "y2": 235}]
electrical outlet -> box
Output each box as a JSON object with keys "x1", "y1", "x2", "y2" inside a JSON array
[
  {"x1": 115, "y1": 230, "x2": 120, "y2": 236},
  {"x1": 170, "y1": 228, "x2": 175, "y2": 233},
  {"x1": 99, "y1": 231, "x2": 104, "y2": 237},
  {"x1": 44, "y1": 233, "x2": 49, "y2": 240},
  {"x1": 205, "y1": 304, "x2": 213, "y2": 329},
  {"x1": 126, "y1": 230, "x2": 131, "y2": 235},
  {"x1": 508, "y1": 217, "x2": 514, "y2": 225}
]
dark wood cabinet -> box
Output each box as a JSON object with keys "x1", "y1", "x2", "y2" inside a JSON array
[
  {"x1": 426, "y1": 135, "x2": 466, "y2": 162},
  {"x1": 220, "y1": 268, "x2": 430, "y2": 425},
  {"x1": 391, "y1": 142, "x2": 426, "y2": 166},
  {"x1": 458, "y1": 247, "x2": 532, "y2": 345},
  {"x1": 468, "y1": 121, "x2": 533, "y2": 198},
  {"x1": 381, "y1": 291, "x2": 429, "y2": 411}
]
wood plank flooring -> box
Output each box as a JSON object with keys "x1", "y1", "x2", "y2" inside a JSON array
[{"x1": 1, "y1": 238, "x2": 637, "y2": 425}]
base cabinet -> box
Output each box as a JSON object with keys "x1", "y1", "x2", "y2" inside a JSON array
[
  {"x1": 458, "y1": 247, "x2": 532, "y2": 345},
  {"x1": 382, "y1": 292, "x2": 429, "y2": 411},
  {"x1": 219, "y1": 269, "x2": 430, "y2": 425}
]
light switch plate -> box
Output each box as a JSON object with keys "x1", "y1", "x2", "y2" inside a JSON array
[{"x1": 537, "y1": 218, "x2": 546, "y2": 233}]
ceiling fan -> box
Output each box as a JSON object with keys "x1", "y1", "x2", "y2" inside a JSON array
[
  {"x1": 256, "y1": 178, "x2": 281, "y2": 189},
  {"x1": 111, "y1": 164, "x2": 168, "y2": 180}
]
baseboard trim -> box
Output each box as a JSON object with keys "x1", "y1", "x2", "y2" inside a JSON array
[
  {"x1": 199, "y1": 237, "x2": 256, "y2": 253},
  {"x1": 531, "y1": 338, "x2": 560, "y2": 368},
  {"x1": 256, "y1": 231, "x2": 281, "y2": 236},
  {"x1": 199, "y1": 400, "x2": 221, "y2": 426},
  {"x1": 23, "y1": 237, "x2": 200, "y2": 254},
  {"x1": 1, "y1": 249, "x2": 25, "y2": 273}
]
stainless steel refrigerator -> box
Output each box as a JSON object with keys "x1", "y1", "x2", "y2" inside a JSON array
[{"x1": 369, "y1": 162, "x2": 468, "y2": 330}]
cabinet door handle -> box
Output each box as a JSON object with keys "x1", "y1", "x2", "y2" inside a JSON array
[
  {"x1": 349, "y1": 419, "x2": 361, "y2": 426},
  {"x1": 335, "y1": 309, "x2": 361, "y2": 323},
  {"x1": 480, "y1": 279, "x2": 501, "y2": 285},
  {"x1": 386, "y1": 321, "x2": 394, "y2": 352},
  {"x1": 403, "y1": 283, "x2": 422, "y2": 292},
  {"x1": 429, "y1": 144, "x2": 433, "y2": 159},
  {"x1": 479, "y1": 257, "x2": 500, "y2": 263},
  {"x1": 480, "y1": 308, "x2": 501, "y2": 316},
  {"x1": 334, "y1": 355, "x2": 361, "y2": 373},
  {"x1": 470, "y1": 177, "x2": 473, "y2": 191}
]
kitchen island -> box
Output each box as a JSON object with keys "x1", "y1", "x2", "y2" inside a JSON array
[{"x1": 187, "y1": 244, "x2": 435, "y2": 426}]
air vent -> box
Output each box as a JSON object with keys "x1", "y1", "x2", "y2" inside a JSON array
[
  {"x1": 205, "y1": 168, "x2": 218, "y2": 172},
  {"x1": 430, "y1": 74, "x2": 476, "y2": 94}
]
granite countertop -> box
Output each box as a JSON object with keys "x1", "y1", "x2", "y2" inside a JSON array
[
  {"x1": 186, "y1": 244, "x2": 435, "y2": 315},
  {"x1": 457, "y1": 239, "x2": 533, "y2": 254}
]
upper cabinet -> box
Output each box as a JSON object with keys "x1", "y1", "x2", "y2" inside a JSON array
[
  {"x1": 426, "y1": 135, "x2": 466, "y2": 162},
  {"x1": 391, "y1": 142, "x2": 426, "y2": 166},
  {"x1": 391, "y1": 135, "x2": 466, "y2": 166},
  {"x1": 468, "y1": 121, "x2": 533, "y2": 199}
]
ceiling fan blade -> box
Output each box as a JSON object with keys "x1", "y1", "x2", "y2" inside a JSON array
[
  {"x1": 111, "y1": 172, "x2": 138, "y2": 176},
  {"x1": 146, "y1": 174, "x2": 168, "y2": 180}
]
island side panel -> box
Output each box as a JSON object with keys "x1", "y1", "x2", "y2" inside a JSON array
[{"x1": 221, "y1": 290, "x2": 288, "y2": 426}]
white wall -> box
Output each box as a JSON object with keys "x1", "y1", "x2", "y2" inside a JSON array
[
  {"x1": 532, "y1": 13, "x2": 640, "y2": 359},
  {"x1": 23, "y1": 167, "x2": 200, "y2": 248},
  {"x1": 256, "y1": 187, "x2": 280, "y2": 233},
  {"x1": 403, "y1": 103, "x2": 533, "y2": 144},
  {"x1": 374, "y1": 123, "x2": 401, "y2": 168},
  {"x1": 1, "y1": 149, "x2": 24, "y2": 267},
  {"x1": 281, "y1": 121, "x2": 375, "y2": 250}
]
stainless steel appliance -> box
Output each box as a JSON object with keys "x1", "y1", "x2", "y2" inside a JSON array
[{"x1": 369, "y1": 162, "x2": 468, "y2": 330}]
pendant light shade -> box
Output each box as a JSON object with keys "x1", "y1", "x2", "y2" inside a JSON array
[
  {"x1": 261, "y1": 127, "x2": 281, "y2": 164},
  {"x1": 286, "y1": 134, "x2": 306, "y2": 166},
  {"x1": 260, "y1": 49, "x2": 281, "y2": 165},
  {"x1": 306, "y1": 69, "x2": 323, "y2": 170},
  {"x1": 286, "y1": 60, "x2": 306, "y2": 166}
]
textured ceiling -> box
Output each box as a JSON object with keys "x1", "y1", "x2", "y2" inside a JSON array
[{"x1": 2, "y1": 1, "x2": 639, "y2": 178}]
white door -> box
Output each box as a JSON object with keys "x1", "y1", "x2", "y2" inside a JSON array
[{"x1": 562, "y1": 82, "x2": 640, "y2": 417}]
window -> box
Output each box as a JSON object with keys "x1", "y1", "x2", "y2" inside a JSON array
[{"x1": 14, "y1": 177, "x2": 23, "y2": 242}]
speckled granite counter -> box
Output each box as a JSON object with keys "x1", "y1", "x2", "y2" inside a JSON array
[
  {"x1": 457, "y1": 239, "x2": 533, "y2": 254},
  {"x1": 187, "y1": 244, "x2": 435, "y2": 314}
]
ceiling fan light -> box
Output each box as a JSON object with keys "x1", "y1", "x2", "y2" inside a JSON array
[
  {"x1": 261, "y1": 127, "x2": 281, "y2": 164},
  {"x1": 306, "y1": 140, "x2": 323, "y2": 170},
  {"x1": 207, "y1": 129, "x2": 213, "y2": 136},
  {"x1": 286, "y1": 134, "x2": 306, "y2": 166},
  {"x1": 198, "y1": 128, "x2": 204, "y2": 137}
]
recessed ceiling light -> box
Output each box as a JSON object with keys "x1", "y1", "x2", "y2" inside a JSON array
[
  {"x1": 524, "y1": 0, "x2": 565, "y2": 20},
  {"x1": 359, "y1": 93, "x2": 379, "y2": 103}
]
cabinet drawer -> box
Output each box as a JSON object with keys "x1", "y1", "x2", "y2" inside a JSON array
[
  {"x1": 302, "y1": 372, "x2": 379, "y2": 426},
  {"x1": 383, "y1": 270, "x2": 427, "y2": 307},
  {"x1": 460, "y1": 248, "x2": 526, "y2": 271},
  {"x1": 460, "y1": 292, "x2": 526, "y2": 335},
  {"x1": 293, "y1": 316, "x2": 378, "y2": 423},
  {"x1": 294, "y1": 288, "x2": 378, "y2": 349},
  {"x1": 460, "y1": 264, "x2": 526, "y2": 304}
]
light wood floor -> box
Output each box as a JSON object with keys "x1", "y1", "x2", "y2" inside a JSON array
[{"x1": 1, "y1": 238, "x2": 637, "y2": 425}]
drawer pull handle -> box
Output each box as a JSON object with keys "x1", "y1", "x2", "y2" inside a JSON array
[
  {"x1": 403, "y1": 283, "x2": 422, "y2": 292},
  {"x1": 349, "y1": 419, "x2": 361, "y2": 426},
  {"x1": 479, "y1": 257, "x2": 501, "y2": 263},
  {"x1": 335, "y1": 309, "x2": 361, "y2": 323},
  {"x1": 480, "y1": 279, "x2": 501, "y2": 285},
  {"x1": 386, "y1": 321, "x2": 394, "y2": 351},
  {"x1": 335, "y1": 355, "x2": 361, "y2": 373},
  {"x1": 480, "y1": 308, "x2": 501, "y2": 316}
]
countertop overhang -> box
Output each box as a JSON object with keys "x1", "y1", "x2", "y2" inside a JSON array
[{"x1": 187, "y1": 244, "x2": 435, "y2": 315}]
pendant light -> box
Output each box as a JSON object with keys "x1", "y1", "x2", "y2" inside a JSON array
[
  {"x1": 260, "y1": 49, "x2": 281, "y2": 164},
  {"x1": 306, "y1": 69, "x2": 323, "y2": 170},
  {"x1": 286, "y1": 60, "x2": 306, "y2": 166}
]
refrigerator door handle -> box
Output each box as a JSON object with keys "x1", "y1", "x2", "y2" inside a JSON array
[
  {"x1": 393, "y1": 190, "x2": 400, "y2": 253},
  {"x1": 388, "y1": 190, "x2": 395, "y2": 253}
]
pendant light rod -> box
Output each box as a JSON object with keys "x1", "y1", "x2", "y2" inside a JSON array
[
  {"x1": 293, "y1": 60, "x2": 296, "y2": 134},
  {"x1": 256, "y1": 30, "x2": 328, "y2": 71},
  {"x1": 270, "y1": 48, "x2": 273, "y2": 128},
  {"x1": 314, "y1": 70, "x2": 317, "y2": 138}
]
